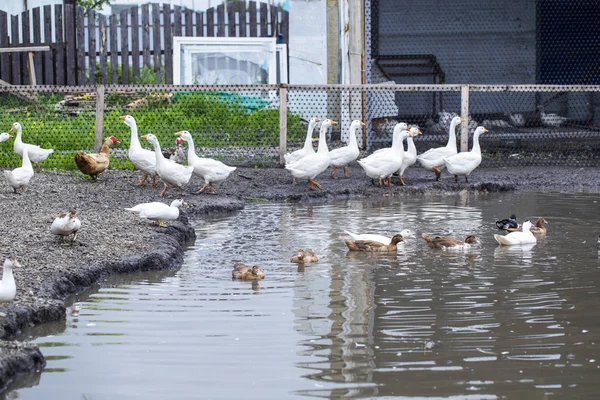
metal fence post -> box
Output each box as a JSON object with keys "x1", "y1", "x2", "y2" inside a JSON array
[
  {"x1": 94, "y1": 85, "x2": 105, "y2": 152},
  {"x1": 460, "y1": 84, "x2": 469, "y2": 152},
  {"x1": 279, "y1": 83, "x2": 288, "y2": 167}
]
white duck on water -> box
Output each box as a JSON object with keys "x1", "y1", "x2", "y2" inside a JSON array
[
  {"x1": 4, "y1": 147, "x2": 34, "y2": 194},
  {"x1": 285, "y1": 119, "x2": 337, "y2": 190},
  {"x1": 494, "y1": 220, "x2": 537, "y2": 246},
  {"x1": 417, "y1": 116, "x2": 463, "y2": 181},
  {"x1": 10, "y1": 122, "x2": 54, "y2": 172},
  {"x1": 343, "y1": 229, "x2": 416, "y2": 245},
  {"x1": 120, "y1": 115, "x2": 158, "y2": 186},
  {"x1": 125, "y1": 199, "x2": 184, "y2": 227},
  {"x1": 142, "y1": 134, "x2": 194, "y2": 197}
]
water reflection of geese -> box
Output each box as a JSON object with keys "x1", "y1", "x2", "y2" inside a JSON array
[{"x1": 494, "y1": 243, "x2": 536, "y2": 266}]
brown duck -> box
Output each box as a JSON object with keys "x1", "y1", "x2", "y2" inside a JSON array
[
  {"x1": 343, "y1": 234, "x2": 404, "y2": 252},
  {"x1": 232, "y1": 263, "x2": 265, "y2": 280},
  {"x1": 421, "y1": 233, "x2": 478, "y2": 249},
  {"x1": 290, "y1": 249, "x2": 319, "y2": 264}
]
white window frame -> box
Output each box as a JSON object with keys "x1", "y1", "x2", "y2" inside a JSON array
[{"x1": 173, "y1": 36, "x2": 286, "y2": 85}]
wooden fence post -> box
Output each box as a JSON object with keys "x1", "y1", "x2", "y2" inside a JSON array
[
  {"x1": 279, "y1": 84, "x2": 288, "y2": 167},
  {"x1": 460, "y1": 84, "x2": 469, "y2": 152},
  {"x1": 94, "y1": 85, "x2": 105, "y2": 152}
]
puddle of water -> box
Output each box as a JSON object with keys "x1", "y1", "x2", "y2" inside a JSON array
[{"x1": 4, "y1": 192, "x2": 600, "y2": 399}]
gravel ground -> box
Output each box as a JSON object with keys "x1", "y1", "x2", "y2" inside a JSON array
[{"x1": 0, "y1": 164, "x2": 599, "y2": 390}]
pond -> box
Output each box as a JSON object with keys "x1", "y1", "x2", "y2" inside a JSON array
[{"x1": 4, "y1": 192, "x2": 600, "y2": 399}]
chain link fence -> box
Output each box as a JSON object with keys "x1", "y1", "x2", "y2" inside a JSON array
[{"x1": 1, "y1": 84, "x2": 600, "y2": 170}]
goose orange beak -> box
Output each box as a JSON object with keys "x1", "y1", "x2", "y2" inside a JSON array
[
  {"x1": 330, "y1": 120, "x2": 338, "y2": 125},
  {"x1": 141, "y1": 135, "x2": 148, "y2": 139},
  {"x1": 360, "y1": 121, "x2": 366, "y2": 126},
  {"x1": 119, "y1": 115, "x2": 126, "y2": 120}
]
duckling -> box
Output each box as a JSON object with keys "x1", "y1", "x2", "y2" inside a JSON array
[
  {"x1": 496, "y1": 214, "x2": 519, "y2": 230},
  {"x1": 343, "y1": 234, "x2": 404, "y2": 252},
  {"x1": 232, "y1": 263, "x2": 265, "y2": 280},
  {"x1": 50, "y1": 209, "x2": 82, "y2": 242},
  {"x1": 290, "y1": 249, "x2": 318, "y2": 264},
  {"x1": 421, "y1": 233, "x2": 478, "y2": 249}
]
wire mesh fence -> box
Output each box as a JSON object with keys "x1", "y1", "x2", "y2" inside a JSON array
[{"x1": 0, "y1": 84, "x2": 599, "y2": 172}]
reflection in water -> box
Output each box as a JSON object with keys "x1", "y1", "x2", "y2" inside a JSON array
[{"x1": 5, "y1": 192, "x2": 600, "y2": 399}]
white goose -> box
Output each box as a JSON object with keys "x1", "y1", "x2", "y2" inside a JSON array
[
  {"x1": 344, "y1": 229, "x2": 416, "y2": 245},
  {"x1": 120, "y1": 115, "x2": 158, "y2": 186},
  {"x1": 285, "y1": 119, "x2": 337, "y2": 190},
  {"x1": 494, "y1": 220, "x2": 537, "y2": 246},
  {"x1": 0, "y1": 132, "x2": 13, "y2": 143},
  {"x1": 443, "y1": 126, "x2": 487, "y2": 183},
  {"x1": 357, "y1": 123, "x2": 409, "y2": 186},
  {"x1": 397, "y1": 126, "x2": 422, "y2": 185},
  {"x1": 125, "y1": 199, "x2": 184, "y2": 227},
  {"x1": 10, "y1": 122, "x2": 54, "y2": 172},
  {"x1": 0, "y1": 256, "x2": 19, "y2": 307},
  {"x1": 329, "y1": 120, "x2": 364, "y2": 179},
  {"x1": 50, "y1": 209, "x2": 82, "y2": 242},
  {"x1": 142, "y1": 134, "x2": 193, "y2": 197},
  {"x1": 4, "y1": 147, "x2": 34, "y2": 193},
  {"x1": 417, "y1": 116, "x2": 463, "y2": 180},
  {"x1": 175, "y1": 131, "x2": 236, "y2": 194},
  {"x1": 284, "y1": 117, "x2": 319, "y2": 165}
]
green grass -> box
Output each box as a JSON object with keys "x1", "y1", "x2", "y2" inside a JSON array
[{"x1": 0, "y1": 91, "x2": 305, "y2": 170}]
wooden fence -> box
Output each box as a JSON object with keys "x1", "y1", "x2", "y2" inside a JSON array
[{"x1": 0, "y1": 1, "x2": 289, "y2": 86}]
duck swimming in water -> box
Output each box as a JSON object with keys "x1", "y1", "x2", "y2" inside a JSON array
[{"x1": 496, "y1": 214, "x2": 519, "y2": 230}]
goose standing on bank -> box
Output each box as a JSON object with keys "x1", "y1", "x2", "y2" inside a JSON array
[
  {"x1": 175, "y1": 131, "x2": 236, "y2": 194},
  {"x1": 443, "y1": 126, "x2": 487, "y2": 183},
  {"x1": 397, "y1": 126, "x2": 422, "y2": 185},
  {"x1": 120, "y1": 115, "x2": 158, "y2": 186},
  {"x1": 285, "y1": 119, "x2": 337, "y2": 190},
  {"x1": 357, "y1": 123, "x2": 409, "y2": 186},
  {"x1": 417, "y1": 116, "x2": 463, "y2": 180},
  {"x1": 284, "y1": 117, "x2": 319, "y2": 165},
  {"x1": 10, "y1": 122, "x2": 54, "y2": 172},
  {"x1": 125, "y1": 199, "x2": 184, "y2": 227},
  {"x1": 4, "y1": 147, "x2": 34, "y2": 194},
  {"x1": 142, "y1": 134, "x2": 193, "y2": 197},
  {"x1": 329, "y1": 120, "x2": 364, "y2": 179},
  {"x1": 0, "y1": 256, "x2": 20, "y2": 315}
]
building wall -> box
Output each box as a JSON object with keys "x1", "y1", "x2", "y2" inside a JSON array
[{"x1": 373, "y1": 0, "x2": 537, "y2": 115}]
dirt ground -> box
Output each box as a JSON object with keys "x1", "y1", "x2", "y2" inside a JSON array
[{"x1": 0, "y1": 164, "x2": 599, "y2": 390}]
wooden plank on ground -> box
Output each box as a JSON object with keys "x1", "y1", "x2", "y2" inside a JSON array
[
  {"x1": 163, "y1": 4, "x2": 172, "y2": 84},
  {"x1": 120, "y1": 8, "x2": 129, "y2": 84},
  {"x1": 249, "y1": 1, "x2": 257, "y2": 37},
  {"x1": 152, "y1": 4, "x2": 161, "y2": 83},
  {"x1": 64, "y1": 4, "x2": 76, "y2": 86},
  {"x1": 88, "y1": 9, "x2": 96, "y2": 85},
  {"x1": 98, "y1": 13, "x2": 108, "y2": 84},
  {"x1": 109, "y1": 13, "x2": 118, "y2": 84},
  {"x1": 131, "y1": 6, "x2": 140, "y2": 81},
  {"x1": 142, "y1": 4, "x2": 150, "y2": 70},
  {"x1": 217, "y1": 4, "x2": 225, "y2": 37},
  {"x1": 0, "y1": 11, "x2": 9, "y2": 83},
  {"x1": 55, "y1": 4, "x2": 65, "y2": 85},
  {"x1": 76, "y1": 6, "x2": 86, "y2": 85},
  {"x1": 259, "y1": 3, "x2": 267, "y2": 37}
]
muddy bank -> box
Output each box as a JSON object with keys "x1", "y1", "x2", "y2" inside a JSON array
[{"x1": 0, "y1": 165, "x2": 599, "y2": 390}]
